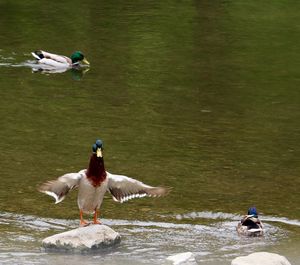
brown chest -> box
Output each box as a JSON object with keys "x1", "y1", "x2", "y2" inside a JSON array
[{"x1": 87, "y1": 173, "x2": 107, "y2": 187}]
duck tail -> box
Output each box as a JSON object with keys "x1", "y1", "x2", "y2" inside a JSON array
[{"x1": 31, "y1": 50, "x2": 44, "y2": 60}]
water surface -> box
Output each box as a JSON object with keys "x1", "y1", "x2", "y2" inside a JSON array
[{"x1": 0, "y1": 0, "x2": 299, "y2": 264}]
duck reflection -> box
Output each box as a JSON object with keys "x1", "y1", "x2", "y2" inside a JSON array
[{"x1": 30, "y1": 64, "x2": 90, "y2": 80}]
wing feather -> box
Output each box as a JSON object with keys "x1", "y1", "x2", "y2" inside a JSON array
[
  {"x1": 107, "y1": 172, "x2": 170, "y2": 203},
  {"x1": 38, "y1": 170, "x2": 85, "y2": 204}
]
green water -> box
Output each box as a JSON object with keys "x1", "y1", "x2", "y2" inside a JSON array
[{"x1": 0, "y1": 0, "x2": 299, "y2": 264}]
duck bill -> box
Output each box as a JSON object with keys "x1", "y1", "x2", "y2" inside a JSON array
[
  {"x1": 96, "y1": 148, "x2": 102, "y2": 158},
  {"x1": 82, "y1": 58, "x2": 90, "y2": 65}
]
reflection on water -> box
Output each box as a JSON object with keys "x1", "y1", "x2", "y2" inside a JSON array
[
  {"x1": 30, "y1": 65, "x2": 90, "y2": 81},
  {"x1": 0, "y1": 211, "x2": 298, "y2": 265}
]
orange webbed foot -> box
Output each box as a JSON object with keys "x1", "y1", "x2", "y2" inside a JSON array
[
  {"x1": 79, "y1": 210, "x2": 90, "y2": 227},
  {"x1": 80, "y1": 220, "x2": 90, "y2": 227},
  {"x1": 93, "y1": 219, "x2": 102, "y2": 225},
  {"x1": 93, "y1": 209, "x2": 102, "y2": 225}
]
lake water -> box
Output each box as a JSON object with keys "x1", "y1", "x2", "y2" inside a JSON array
[{"x1": 0, "y1": 1, "x2": 299, "y2": 264}]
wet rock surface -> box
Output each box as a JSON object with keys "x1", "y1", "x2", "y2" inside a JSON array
[
  {"x1": 42, "y1": 224, "x2": 121, "y2": 252},
  {"x1": 165, "y1": 252, "x2": 196, "y2": 264},
  {"x1": 231, "y1": 252, "x2": 291, "y2": 265}
]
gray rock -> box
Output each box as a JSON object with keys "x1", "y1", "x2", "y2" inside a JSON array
[
  {"x1": 42, "y1": 224, "x2": 121, "y2": 252},
  {"x1": 231, "y1": 252, "x2": 291, "y2": 265},
  {"x1": 165, "y1": 252, "x2": 196, "y2": 265}
]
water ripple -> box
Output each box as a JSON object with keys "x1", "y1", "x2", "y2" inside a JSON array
[
  {"x1": 166, "y1": 211, "x2": 300, "y2": 227},
  {"x1": 0, "y1": 211, "x2": 295, "y2": 264}
]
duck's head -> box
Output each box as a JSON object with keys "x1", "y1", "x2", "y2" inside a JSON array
[
  {"x1": 71, "y1": 51, "x2": 90, "y2": 65},
  {"x1": 248, "y1": 207, "x2": 258, "y2": 218},
  {"x1": 92, "y1": 139, "x2": 104, "y2": 158}
]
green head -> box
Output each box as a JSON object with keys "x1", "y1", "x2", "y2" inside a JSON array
[
  {"x1": 92, "y1": 139, "x2": 104, "y2": 158},
  {"x1": 70, "y1": 51, "x2": 90, "y2": 65},
  {"x1": 247, "y1": 207, "x2": 258, "y2": 218}
]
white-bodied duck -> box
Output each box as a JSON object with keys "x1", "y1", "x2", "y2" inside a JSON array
[
  {"x1": 38, "y1": 139, "x2": 169, "y2": 226},
  {"x1": 31, "y1": 50, "x2": 90, "y2": 68},
  {"x1": 237, "y1": 207, "x2": 264, "y2": 236}
]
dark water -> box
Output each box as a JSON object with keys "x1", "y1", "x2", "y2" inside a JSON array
[{"x1": 0, "y1": 0, "x2": 299, "y2": 264}]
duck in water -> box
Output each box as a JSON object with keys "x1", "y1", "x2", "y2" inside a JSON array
[
  {"x1": 237, "y1": 207, "x2": 264, "y2": 236},
  {"x1": 31, "y1": 50, "x2": 90, "y2": 68}
]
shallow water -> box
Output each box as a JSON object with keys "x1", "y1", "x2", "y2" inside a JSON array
[
  {"x1": 0, "y1": 0, "x2": 300, "y2": 264},
  {"x1": 0, "y1": 211, "x2": 299, "y2": 264}
]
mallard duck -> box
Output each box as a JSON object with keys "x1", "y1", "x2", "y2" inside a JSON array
[
  {"x1": 31, "y1": 50, "x2": 90, "y2": 68},
  {"x1": 237, "y1": 207, "x2": 264, "y2": 236},
  {"x1": 38, "y1": 139, "x2": 169, "y2": 226}
]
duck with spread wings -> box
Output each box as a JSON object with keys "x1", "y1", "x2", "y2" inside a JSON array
[{"x1": 38, "y1": 139, "x2": 170, "y2": 226}]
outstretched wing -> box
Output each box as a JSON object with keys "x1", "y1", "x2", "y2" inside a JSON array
[
  {"x1": 38, "y1": 170, "x2": 85, "y2": 204},
  {"x1": 107, "y1": 172, "x2": 170, "y2": 203}
]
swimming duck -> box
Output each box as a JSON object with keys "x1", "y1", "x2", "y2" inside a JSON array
[
  {"x1": 38, "y1": 139, "x2": 169, "y2": 226},
  {"x1": 236, "y1": 207, "x2": 264, "y2": 236},
  {"x1": 31, "y1": 50, "x2": 90, "y2": 68}
]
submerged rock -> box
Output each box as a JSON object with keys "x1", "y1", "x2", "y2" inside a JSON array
[
  {"x1": 231, "y1": 252, "x2": 291, "y2": 265},
  {"x1": 42, "y1": 224, "x2": 121, "y2": 252},
  {"x1": 166, "y1": 252, "x2": 196, "y2": 265}
]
